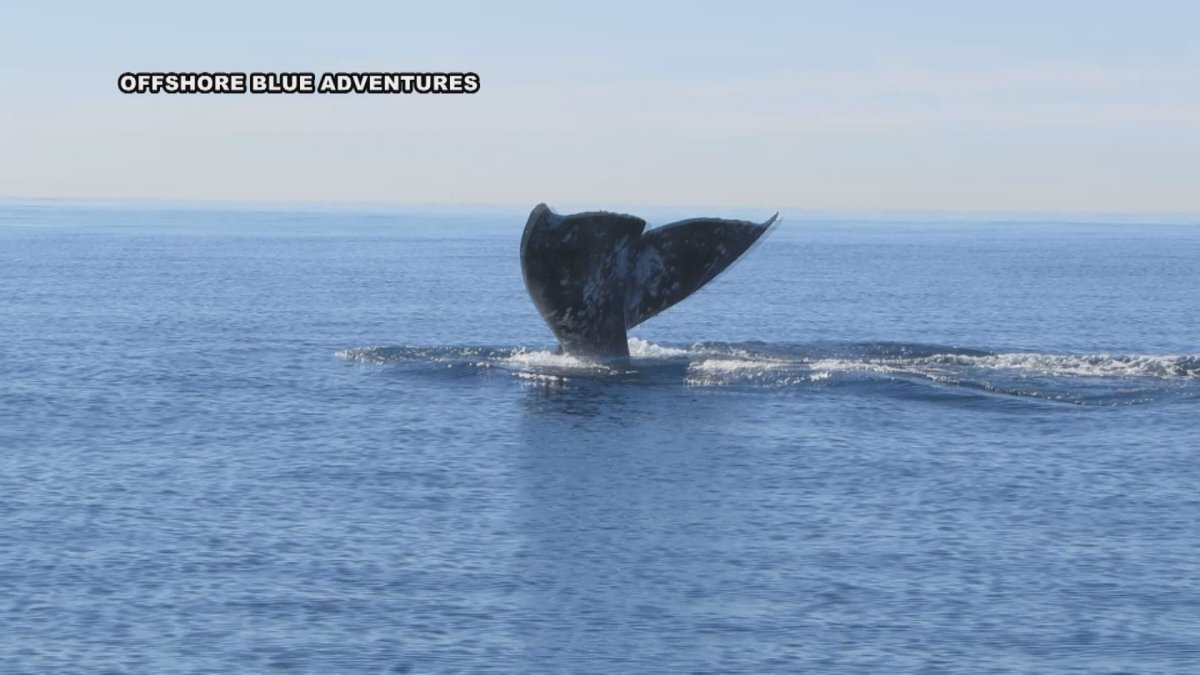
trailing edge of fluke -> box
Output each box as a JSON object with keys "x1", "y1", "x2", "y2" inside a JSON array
[{"x1": 520, "y1": 203, "x2": 778, "y2": 361}]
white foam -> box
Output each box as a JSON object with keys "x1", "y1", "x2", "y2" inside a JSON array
[
  {"x1": 928, "y1": 353, "x2": 1199, "y2": 378},
  {"x1": 627, "y1": 337, "x2": 688, "y2": 359},
  {"x1": 335, "y1": 346, "x2": 391, "y2": 363},
  {"x1": 502, "y1": 339, "x2": 688, "y2": 369},
  {"x1": 808, "y1": 358, "x2": 906, "y2": 375},
  {"x1": 514, "y1": 370, "x2": 569, "y2": 383},
  {"x1": 684, "y1": 355, "x2": 803, "y2": 386},
  {"x1": 501, "y1": 348, "x2": 600, "y2": 371},
  {"x1": 809, "y1": 353, "x2": 1199, "y2": 379},
  {"x1": 689, "y1": 357, "x2": 787, "y2": 373},
  {"x1": 339, "y1": 342, "x2": 1197, "y2": 385}
]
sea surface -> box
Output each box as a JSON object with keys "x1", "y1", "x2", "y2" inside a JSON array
[{"x1": 2, "y1": 201, "x2": 1198, "y2": 672}]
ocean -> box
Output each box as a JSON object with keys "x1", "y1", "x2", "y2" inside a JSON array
[{"x1": 2, "y1": 202, "x2": 1198, "y2": 671}]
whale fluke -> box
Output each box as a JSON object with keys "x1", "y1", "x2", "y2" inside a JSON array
[{"x1": 520, "y1": 203, "x2": 777, "y2": 360}]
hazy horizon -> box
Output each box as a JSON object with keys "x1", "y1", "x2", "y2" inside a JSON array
[{"x1": 7, "y1": 196, "x2": 1199, "y2": 227}]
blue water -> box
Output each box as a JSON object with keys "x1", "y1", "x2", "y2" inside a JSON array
[{"x1": 2, "y1": 202, "x2": 1199, "y2": 671}]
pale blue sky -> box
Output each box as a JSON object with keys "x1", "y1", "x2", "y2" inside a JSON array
[{"x1": 1, "y1": 1, "x2": 1197, "y2": 212}]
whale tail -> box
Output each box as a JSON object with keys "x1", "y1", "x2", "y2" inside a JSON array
[{"x1": 520, "y1": 203, "x2": 777, "y2": 360}]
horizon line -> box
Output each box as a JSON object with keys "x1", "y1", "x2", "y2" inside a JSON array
[{"x1": 2, "y1": 194, "x2": 1199, "y2": 223}]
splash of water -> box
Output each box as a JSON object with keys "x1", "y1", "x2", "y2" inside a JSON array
[{"x1": 337, "y1": 339, "x2": 1199, "y2": 404}]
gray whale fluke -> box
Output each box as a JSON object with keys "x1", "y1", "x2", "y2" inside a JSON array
[{"x1": 520, "y1": 203, "x2": 777, "y2": 360}]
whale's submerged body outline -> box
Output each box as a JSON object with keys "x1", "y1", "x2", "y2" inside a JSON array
[{"x1": 520, "y1": 203, "x2": 778, "y2": 361}]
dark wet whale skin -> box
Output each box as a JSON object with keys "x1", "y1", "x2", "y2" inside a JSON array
[{"x1": 520, "y1": 203, "x2": 777, "y2": 360}]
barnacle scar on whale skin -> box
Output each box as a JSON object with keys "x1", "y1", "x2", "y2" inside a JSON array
[{"x1": 520, "y1": 203, "x2": 778, "y2": 362}]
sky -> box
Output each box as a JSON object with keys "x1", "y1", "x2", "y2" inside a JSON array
[{"x1": 1, "y1": 1, "x2": 1197, "y2": 212}]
